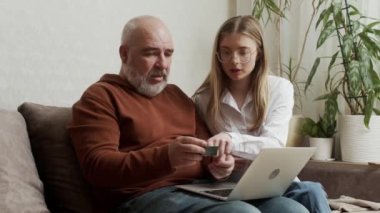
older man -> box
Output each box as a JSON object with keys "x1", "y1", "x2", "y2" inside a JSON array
[{"x1": 68, "y1": 15, "x2": 308, "y2": 213}]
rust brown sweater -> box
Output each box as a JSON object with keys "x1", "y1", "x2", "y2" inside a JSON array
[{"x1": 68, "y1": 74, "x2": 211, "y2": 211}]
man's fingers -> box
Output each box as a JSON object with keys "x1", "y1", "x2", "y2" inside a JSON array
[
  {"x1": 178, "y1": 136, "x2": 207, "y2": 148},
  {"x1": 179, "y1": 143, "x2": 206, "y2": 155},
  {"x1": 182, "y1": 152, "x2": 203, "y2": 161}
]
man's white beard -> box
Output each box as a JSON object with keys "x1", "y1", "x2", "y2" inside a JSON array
[{"x1": 125, "y1": 66, "x2": 168, "y2": 97}]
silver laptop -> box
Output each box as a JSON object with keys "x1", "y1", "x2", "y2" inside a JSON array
[{"x1": 176, "y1": 147, "x2": 315, "y2": 201}]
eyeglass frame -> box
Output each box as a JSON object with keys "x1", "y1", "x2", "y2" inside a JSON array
[{"x1": 216, "y1": 48, "x2": 257, "y2": 64}]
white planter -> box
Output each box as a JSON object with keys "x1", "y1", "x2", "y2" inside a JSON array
[
  {"x1": 339, "y1": 115, "x2": 380, "y2": 163},
  {"x1": 309, "y1": 137, "x2": 334, "y2": 160}
]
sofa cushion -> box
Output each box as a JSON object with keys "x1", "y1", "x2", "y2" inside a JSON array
[
  {"x1": 18, "y1": 102, "x2": 93, "y2": 212},
  {"x1": 0, "y1": 109, "x2": 49, "y2": 213}
]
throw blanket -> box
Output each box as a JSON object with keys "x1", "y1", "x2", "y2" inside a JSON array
[{"x1": 329, "y1": 196, "x2": 380, "y2": 212}]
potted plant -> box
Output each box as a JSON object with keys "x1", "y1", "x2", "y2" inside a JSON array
[
  {"x1": 301, "y1": 91, "x2": 338, "y2": 160},
  {"x1": 305, "y1": 0, "x2": 380, "y2": 162}
]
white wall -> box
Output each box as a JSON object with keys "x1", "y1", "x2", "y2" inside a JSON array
[{"x1": 0, "y1": 0, "x2": 234, "y2": 109}]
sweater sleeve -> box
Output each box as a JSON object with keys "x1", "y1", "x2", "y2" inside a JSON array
[
  {"x1": 194, "y1": 104, "x2": 211, "y2": 140},
  {"x1": 68, "y1": 92, "x2": 174, "y2": 188}
]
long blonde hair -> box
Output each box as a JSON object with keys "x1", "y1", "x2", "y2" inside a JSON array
[{"x1": 194, "y1": 15, "x2": 269, "y2": 132}]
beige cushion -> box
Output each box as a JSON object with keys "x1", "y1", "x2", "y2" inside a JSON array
[
  {"x1": 0, "y1": 109, "x2": 49, "y2": 213},
  {"x1": 18, "y1": 102, "x2": 93, "y2": 212},
  {"x1": 286, "y1": 115, "x2": 307, "y2": 147}
]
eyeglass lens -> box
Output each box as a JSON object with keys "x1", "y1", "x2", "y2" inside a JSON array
[{"x1": 217, "y1": 49, "x2": 255, "y2": 63}]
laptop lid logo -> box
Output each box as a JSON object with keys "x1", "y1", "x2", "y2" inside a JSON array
[{"x1": 269, "y1": 168, "x2": 280, "y2": 179}]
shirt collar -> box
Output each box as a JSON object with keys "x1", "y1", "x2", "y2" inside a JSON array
[{"x1": 221, "y1": 89, "x2": 253, "y2": 110}]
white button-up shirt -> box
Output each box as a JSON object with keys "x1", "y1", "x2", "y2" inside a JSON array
[{"x1": 193, "y1": 75, "x2": 294, "y2": 160}]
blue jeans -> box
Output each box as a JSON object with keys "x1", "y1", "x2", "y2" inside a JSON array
[
  {"x1": 284, "y1": 181, "x2": 331, "y2": 213},
  {"x1": 115, "y1": 186, "x2": 308, "y2": 213}
]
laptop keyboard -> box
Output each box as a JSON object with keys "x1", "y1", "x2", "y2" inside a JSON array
[{"x1": 204, "y1": 189, "x2": 233, "y2": 197}]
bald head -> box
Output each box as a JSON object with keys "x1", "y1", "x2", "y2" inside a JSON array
[{"x1": 121, "y1": 15, "x2": 172, "y2": 46}]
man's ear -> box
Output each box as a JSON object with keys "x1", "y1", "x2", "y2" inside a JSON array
[{"x1": 119, "y1": 45, "x2": 128, "y2": 63}]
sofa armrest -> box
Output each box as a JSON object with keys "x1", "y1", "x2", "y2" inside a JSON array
[{"x1": 299, "y1": 160, "x2": 380, "y2": 202}]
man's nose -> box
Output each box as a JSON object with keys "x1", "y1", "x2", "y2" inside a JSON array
[{"x1": 155, "y1": 54, "x2": 170, "y2": 69}]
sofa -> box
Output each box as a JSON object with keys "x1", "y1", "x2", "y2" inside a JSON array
[
  {"x1": 0, "y1": 103, "x2": 93, "y2": 212},
  {"x1": 1, "y1": 102, "x2": 380, "y2": 212}
]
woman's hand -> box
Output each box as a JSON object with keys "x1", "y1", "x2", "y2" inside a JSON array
[
  {"x1": 207, "y1": 132, "x2": 233, "y2": 156},
  {"x1": 208, "y1": 154, "x2": 234, "y2": 180}
]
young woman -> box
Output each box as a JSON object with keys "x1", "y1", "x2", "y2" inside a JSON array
[{"x1": 193, "y1": 15, "x2": 330, "y2": 213}]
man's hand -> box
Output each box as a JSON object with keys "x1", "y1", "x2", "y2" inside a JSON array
[
  {"x1": 207, "y1": 132, "x2": 233, "y2": 156},
  {"x1": 208, "y1": 154, "x2": 234, "y2": 180},
  {"x1": 168, "y1": 136, "x2": 207, "y2": 168}
]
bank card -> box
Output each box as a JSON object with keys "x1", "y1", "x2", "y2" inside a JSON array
[{"x1": 204, "y1": 146, "x2": 219, "y2": 156}]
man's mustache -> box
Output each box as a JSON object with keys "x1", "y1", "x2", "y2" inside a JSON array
[{"x1": 149, "y1": 69, "x2": 168, "y2": 78}]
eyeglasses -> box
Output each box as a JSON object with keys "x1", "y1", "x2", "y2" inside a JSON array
[{"x1": 216, "y1": 49, "x2": 256, "y2": 64}]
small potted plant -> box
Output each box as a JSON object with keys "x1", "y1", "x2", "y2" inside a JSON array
[{"x1": 301, "y1": 92, "x2": 338, "y2": 160}]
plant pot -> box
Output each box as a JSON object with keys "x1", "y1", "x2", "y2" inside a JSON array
[
  {"x1": 339, "y1": 115, "x2": 380, "y2": 163},
  {"x1": 309, "y1": 137, "x2": 334, "y2": 160}
]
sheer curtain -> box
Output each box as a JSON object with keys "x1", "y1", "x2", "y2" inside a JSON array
[{"x1": 236, "y1": 0, "x2": 380, "y2": 117}]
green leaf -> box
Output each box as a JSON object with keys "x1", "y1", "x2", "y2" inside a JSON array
[
  {"x1": 359, "y1": 33, "x2": 380, "y2": 56},
  {"x1": 305, "y1": 58, "x2": 321, "y2": 92},
  {"x1": 315, "y1": 93, "x2": 332, "y2": 101},
  {"x1": 347, "y1": 61, "x2": 361, "y2": 96},
  {"x1": 316, "y1": 6, "x2": 333, "y2": 29},
  {"x1": 359, "y1": 48, "x2": 372, "y2": 89},
  {"x1": 351, "y1": 20, "x2": 360, "y2": 33},
  {"x1": 342, "y1": 35, "x2": 354, "y2": 59},
  {"x1": 373, "y1": 29, "x2": 380, "y2": 37},
  {"x1": 311, "y1": 125, "x2": 319, "y2": 137},
  {"x1": 316, "y1": 0, "x2": 326, "y2": 10},
  {"x1": 326, "y1": 52, "x2": 339, "y2": 90},
  {"x1": 317, "y1": 20, "x2": 335, "y2": 48},
  {"x1": 301, "y1": 118, "x2": 317, "y2": 136},
  {"x1": 328, "y1": 120, "x2": 337, "y2": 135},
  {"x1": 264, "y1": 0, "x2": 285, "y2": 18},
  {"x1": 328, "y1": 52, "x2": 339, "y2": 71},
  {"x1": 333, "y1": 5, "x2": 344, "y2": 27},
  {"x1": 364, "y1": 91, "x2": 375, "y2": 128},
  {"x1": 369, "y1": 68, "x2": 380, "y2": 93},
  {"x1": 324, "y1": 90, "x2": 339, "y2": 123},
  {"x1": 366, "y1": 21, "x2": 380, "y2": 30},
  {"x1": 348, "y1": 5, "x2": 361, "y2": 17},
  {"x1": 359, "y1": 63, "x2": 372, "y2": 90},
  {"x1": 252, "y1": 1, "x2": 265, "y2": 20},
  {"x1": 373, "y1": 108, "x2": 380, "y2": 115}
]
